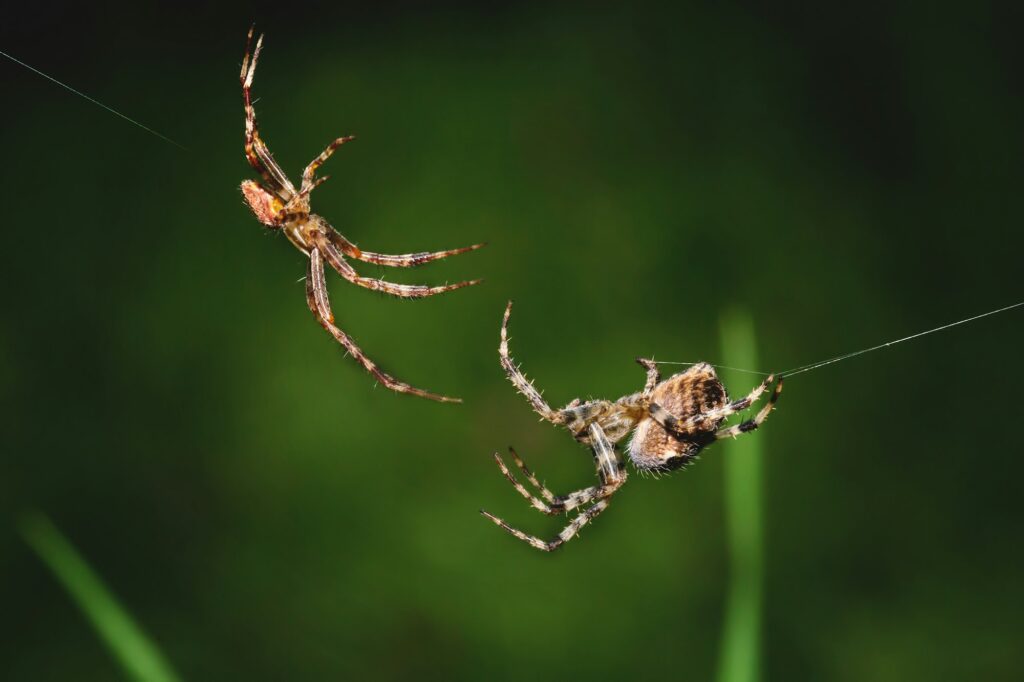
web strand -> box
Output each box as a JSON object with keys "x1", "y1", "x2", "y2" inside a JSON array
[
  {"x1": 656, "y1": 300, "x2": 1024, "y2": 380},
  {"x1": 0, "y1": 49, "x2": 186, "y2": 150}
]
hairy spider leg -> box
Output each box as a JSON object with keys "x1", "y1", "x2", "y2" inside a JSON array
[
  {"x1": 313, "y1": 231, "x2": 482, "y2": 298},
  {"x1": 648, "y1": 373, "x2": 777, "y2": 437},
  {"x1": 349, "y1": 243, "x2": 488, "y2": 269},
  {"x1": 637, "y1": 358, "x2": 661, "y2": 396},
  {"x1": 508, "y1": 447, "x2": 556, "y2": 503},
  {"x1": 318, "y1": 221, "x2": 486, "y2": 269},
  {"x1": 482, "y1": 500, "x2": 610, "y2": 552},
  {"x1": 301, "y1": 136, "x2": 355, "y2": 193},
  {"x1": 240, "y1": 28, "x2": 296, "y2": 200},
  {"x1": 498, "y1": 301, "x2": 569, "y2": 426},
  {"x1": 482, "y1": 423, "x2": 627, "y2": 551},
  {"x1": 715, "y1": 378, "x2": 783, "y2": 440},
  {"x1": 305, "y1": 247, "x2": 460, "y2": 403}
]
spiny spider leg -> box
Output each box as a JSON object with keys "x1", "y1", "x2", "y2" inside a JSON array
[
  {"x1": 508, "y1": 447, "x2": 556, "y2": 503},
  {"x1": 301, "y1": 136, "x2": 356, "y2": 193},
  {"x1": 353, "y1": 243, "x2": 487, "y2": 268},
  {"x1": 637, "y1": 358, "x2": 661, "y2": 396},
  {"x1": 481, "y1": 500, "x2": 611, "y2": 552},
  {"x1": 715, "y1": 378, "x2": 783, "y2": 439},
  {"x1": 482, "y1": 424, "x2": 626, "y2": 550},
  {"x1": 490, "y1": 452, "x2": 560, "y2": 515},
  {"x1": 240, "y1": 28, "x2": 295, "y2": 200},
  {"x1": 320, "y1": 223, "x2": 486, "y2": 268},
  {"x1": 314, "y1": 233, "x2": 482, "y2": 298},
  {"x1": 305, "y1": 247, "x2": 460, "y2": 403},
  {"x1": 649, "y1": 373, "x2": 776, "y2": 436},
  {"x1": 499, "y1": 301, "x2": 568, "y2": 426}
]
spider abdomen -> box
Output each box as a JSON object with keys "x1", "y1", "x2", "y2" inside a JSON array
[{"x1": 627, "y1": 363, "x2": 728, "y2": 471}]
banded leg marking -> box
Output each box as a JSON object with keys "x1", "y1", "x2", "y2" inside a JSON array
[
  {"x1": 499, "y1": 301, "x2": 566, "y2": 426},
  {"x1": 305, "y1": 247, "x2": 460, "y2": 403},
  {"x1": 715, "y1": 378, "x2": 783, "y2": 439},
  {"x1": 315, "y1": 234, "x2": 481, "y2": 298}
]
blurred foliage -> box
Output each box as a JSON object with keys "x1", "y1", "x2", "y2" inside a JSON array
[
  {"x1": 2, "y1": 2, "x2": 1023, "y2": 680},
  {"x1": 717, "y1": 311, "x2": 765, "y2": 682},
  {"x1": 20, "y1": 513, "x2": 181, "y2": 682}
]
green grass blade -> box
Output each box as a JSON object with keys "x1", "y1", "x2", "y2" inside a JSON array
[
  {"x1": 715, "y1": 310, "x2": 764, "y2": 682},
  {"x1": 18, "y1": 512, "x2": 182, "y2": 682}
]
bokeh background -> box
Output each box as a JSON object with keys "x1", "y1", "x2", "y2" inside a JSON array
[{"x1": 3, "y1": 2, "x2": 1023, "y2": 680}]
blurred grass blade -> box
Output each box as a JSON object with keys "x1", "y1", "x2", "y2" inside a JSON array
[
  {"x1": 19, "y1": 512, "x2": 182, "y2": 682},
  {"x1": 716, "y1": 310, "x2": 764, "y2": 682}
]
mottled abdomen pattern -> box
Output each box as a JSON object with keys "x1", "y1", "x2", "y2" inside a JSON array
[{"x1": 628, "y1": 363, "x2": 727, "y2": 471}]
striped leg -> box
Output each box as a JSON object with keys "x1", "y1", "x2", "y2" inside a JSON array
[
  {"x1": 314, "y1": 234, "x2": 482, "y2": 298},
  {"x1": 508, "y1": 447, "x2": 556, "y2": 503},
  {"x1": 240, "y1": 28, "x2": 296, "y2": 200},
  {"x1": 650, "y1": 374, "x2": 777, "y2": 436},
  {"x1": 305, "y1": 247, "x2": 460, "y2": 403},
  {"x1": 637, "y1": 357, "x2": 661, "y2": 396},
  {"x1": 490, "y1": 450, "x2": 621, "y2": 516},
  {"x1": 499, "y1": 301, "x2": 567, "y2": 426},
  {"x1": 715, "y1": 378, "x2": 783, "y2": 439},
  {"x1": 482, "y1": 425, "x2": 626, "y2": 551},
  {"x1": 301, "y1": 136, "x2": 355, "y2": 193},
  {"x1": 481, "y1": 500, "x2": 610, "y2": 552},
  {"x1": 355, "y1": 243, "x2": 487, "y2": 268},
  {"x1": 322, "y1": 229, "x2": 486, "y2": 268}
]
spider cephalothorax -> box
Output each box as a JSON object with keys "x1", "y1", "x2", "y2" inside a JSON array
[
  {"x1": 481, "y1": 301, "x2": 783, "y2": 551},
  {"x1": 239, "y1": 28, "x2": 483, "y2": 402}
]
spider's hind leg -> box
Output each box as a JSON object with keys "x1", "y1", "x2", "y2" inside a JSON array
[
  {"x1": 637, "y1": 357, "x2": 661, "y2": 396},
  {"x1": 715, "y1": 378, "x2": 783, "y2": 439},
  {"x1": 650, "y1": 373, "x2": 778, "y2": 436}
]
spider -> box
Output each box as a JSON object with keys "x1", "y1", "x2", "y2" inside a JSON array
[
  {"x1": 239, "y1": 28, "x2": 484, "y2": 403},
  {"x1": 481, "y1": 301, "x2": 784, "y2": 551}
]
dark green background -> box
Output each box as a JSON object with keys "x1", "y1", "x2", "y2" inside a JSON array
[{"x1": 3, "y1": 3, "x2": 1023, "y2": 679}]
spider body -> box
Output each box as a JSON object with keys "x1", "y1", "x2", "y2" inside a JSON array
[
  {"x1": 481, "y1": 302, "x2": 783, "y2": 551},
  {"x1": 628, "y1": 363, "x2": 727, "y2": 471},
  {"x1": 239, "y1": 28, "x2": 483, "y2": 403}
]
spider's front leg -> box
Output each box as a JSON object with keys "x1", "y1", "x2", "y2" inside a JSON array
[
  {"x1": 240, "y1": 27, "x2": 296, "y2": 200},
  {"x1": 481, "y1": 423, "x2": 626, "y2": 552},
  {"x1": 305, "y1": 247, "x2": 460, "y2": 403},
  {"x1": 498, "y1": 301, "x2": 569, "y2": 427}
]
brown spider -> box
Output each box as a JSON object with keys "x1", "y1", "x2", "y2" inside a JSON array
[
  {"x1": 481, "y1": 302, "x2": 784, "y2": 551},
  {"x1": 239, "y1": 28, "x2": 483, "y2": 403}
]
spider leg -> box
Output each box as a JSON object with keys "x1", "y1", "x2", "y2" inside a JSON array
[
  {"x1": 319, "y1": 225, "x2": 486, "y2": 268},
  {"x1": 240, "y1": 27, "x2": 296, "y2": 200},
  {"x1": 481, "y1": 500, "x2": 610, "y2": 552},
  {"x1": 715, "y1": 378, "x2": 783, "y2": 439},
  {"x1": 649, "y1": 374, "x2": 778, "y2": 436},
  {"x1": 482, "y1": 424, "x2": 626, "y2": 551},
  {"x1": 314, "y1": 233, "x2": 482, "y2": 298},
  {"x1": 499, "y1": 301, "x2": 568, "y2": 426},
  {"x1": 301, "y1": 136, "x2": 356, "y2": 193},
  {"x1": 637, "y1": 357, "x2": 661, "y2": 396},
  {"x1": 508, "y1": 447, "x2": 556, "y2": 503},
  {"x1": 305, "y1": 246, "x2": 460, "y2": 403},
  {"x1": 354, "y1": 243, "x2": 488, "y2": 268}
]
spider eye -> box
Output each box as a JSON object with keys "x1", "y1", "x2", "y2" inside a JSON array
[{"x1": 241, "y1": 180, "x2": 282, "y2": 226}]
